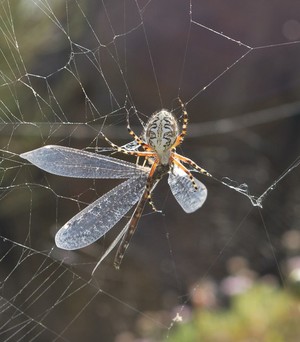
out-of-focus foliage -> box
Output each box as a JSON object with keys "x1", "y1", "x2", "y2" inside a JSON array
[{"x1": 170, "y1": 284, "x2": 300, "y2": 342}]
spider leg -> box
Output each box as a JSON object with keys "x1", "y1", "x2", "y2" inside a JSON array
[
  {"x1": 100, "y1": 131, "x2": 155, "y2": 157},
  {"x1": 171, "y1": 157, "x2": 199, "y2": 190},
  {"x1": 100, "y1": 130, "x2": 159, "y2": 207},
  {"x1": 104, "y1": 130, "x2": 160, "y2": 211},
  {"x1": 145, "y1": 161, "x2": 160, "y2": 212},
  {"x1": 126, "y1": 114, "x2": 152, "y2": 151},
  {"x1": 174, "y1": 152, "x2": 212, "y2": 177},
  {"x1": 172, "y1": 98, "x2": 188, "y2": 148}
]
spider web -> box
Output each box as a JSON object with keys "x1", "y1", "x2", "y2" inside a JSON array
[{"x1": 1, "y1": 0, "x2": 300, "y2": 341}]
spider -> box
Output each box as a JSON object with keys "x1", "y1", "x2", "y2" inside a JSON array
[
  {"x1": 102, "y1": 99, "x2": 211, "y2": 208},
  {"x1": 101, "y1": 99, "x2": 212, "y2": 268}
]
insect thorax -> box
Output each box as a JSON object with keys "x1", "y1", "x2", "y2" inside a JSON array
[{"x1": 144, "y1": 110, "x2": 179, "y2": 164}]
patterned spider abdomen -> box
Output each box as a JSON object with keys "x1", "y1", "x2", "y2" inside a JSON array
[{"x1": 144, "y1": 110, "x2": 179, "y2": 165}]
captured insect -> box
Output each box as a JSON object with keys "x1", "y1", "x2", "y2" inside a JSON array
[{"x1": 20, "y1": 100, "x2": 211, "y2": 271}]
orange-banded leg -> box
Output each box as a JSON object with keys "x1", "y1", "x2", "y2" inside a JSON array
[
  {"x1": 171, "y1": 157, "x2": 199, "y2": 190},
  {"x1": 100, "y1": 131, "x2": 155, "y2": 158},
  {"x1": 126, "y1": 115, "x2": 152, "y2": 152},
  {"x1": 172, "y1": 98, "x2": 188, "y2": 148},
  {"x1": 145, "y1": 160, "x2": 160, "y2": 212},
  {"x1": 174, "y1": 152, "x2": 212, "y2": 178},
  {"x1": 101, "y1": 131, "x2": 160, "y2": 210}
]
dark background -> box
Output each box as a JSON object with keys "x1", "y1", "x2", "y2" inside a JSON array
[{"x1": 1, "y1": 0, "x2": 300, "y2": 341}]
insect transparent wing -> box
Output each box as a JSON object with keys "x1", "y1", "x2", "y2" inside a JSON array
[
  {"x1": 20, "y1": 145, "x2": 148, "y2": 179},
  {"x1": 55, "y1": 174, "x2": 148, "y2": 250},
  {"x1": 168, "y1": 165, "x2": 207, "y2": 213}
]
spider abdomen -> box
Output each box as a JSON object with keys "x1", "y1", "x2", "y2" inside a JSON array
[{"x1": 144, "y1": 110, "x2": 179, "y2": 164}]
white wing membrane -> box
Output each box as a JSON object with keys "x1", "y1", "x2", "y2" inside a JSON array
[
  {"x1": 20, "y1": 145, "x2": 147, "y2": 179},
  {"x1": 55, "y1": 174, "x2": 148, "y2": 250},
  {"x1": 168, "y1": 165, "x2": 207, "y2": 213}
]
